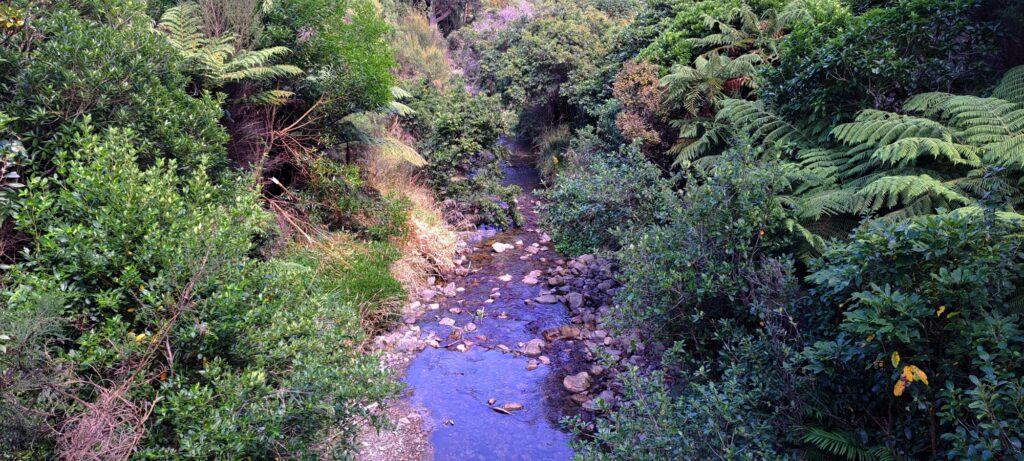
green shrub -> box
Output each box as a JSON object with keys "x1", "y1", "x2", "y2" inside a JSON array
[
  {"x1": 614, "y1": 150, "x2": 792, "y2": 339},
  {"x1": 262, "y1": 0, "x2": 396, "y2": 143},
  {"x1": 2, "y1": 126, "x2": 399, "y2": 458},
  {"x1": 0, "y1": 6, "x2": 229, "y2": 174},
  {"x1": 762, "y1": 0, "x2": 1000, "y2": 121},
  {"x1": 802, "y1": 212, "x2": 1024, "y2": 459},
  {"x1": 539, "y1": 144, "x2": 676, "y2": 255},
  {"x1": 572, "y1": 324, "x2": 802, "y2": 460}
]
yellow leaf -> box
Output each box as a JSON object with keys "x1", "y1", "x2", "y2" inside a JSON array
[
  {"x1": 866, "y1": 333, "x2": 875, "y2": 342},
  {"x1": 902, "y1": 366, "x2": 914, "y2": 383},
  {"x1": 936, "y1": 305, "x2": 946, "y2": 317},
  {"x1": 893, "y1": 379, "x2": 906, "y2": 396},
  {"x1": 908, "y1": 365, "x2": 929, "y2": 385},
  {"x1": 127, "y1": 308, "x2": 135, "y2": 313},
  {"x1": 891, "y1": 351, "x2": 901, "y2": 368},
  {"x1": 135, "y1": 333, "x2": 147, "y2": 342}
]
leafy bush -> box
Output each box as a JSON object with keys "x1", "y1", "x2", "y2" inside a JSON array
[
  {"x1": 573, "y1": 326, "x2": 802, "y2": 460},
  {"x1": 801, "y1": 212, "x2": 1024, "y2": 460},
  {"x1": 2, "y1": 126, "x2": 399, "y2": 458},
  {"x1": 762, "y1": 0, "x2": 1001, "y2": 121},
  {"x1": 0, "y1": 5, "x2": 229, "y2": 174},
  {"x1": 614, "y1": 150, "x2": 792, "y2": 339},
  {"x1": 539, "y1": 145, "x2": 676, "y2": 256},
  {"x1": 262, "y1": 0, "x2": 396, "y2": 141}
]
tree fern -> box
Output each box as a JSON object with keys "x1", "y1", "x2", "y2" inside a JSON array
[
  {"x1": 695, "y1": 4, "x2": 791, "y2": 61},
  {"x1": 661, "y1": 52, "x2": 762, "y2": 117},
  {"x1": 158, "y1": 2, "x2": 302, "y2": 104}
]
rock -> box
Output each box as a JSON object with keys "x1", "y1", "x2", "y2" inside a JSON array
[
  {"x1": 522, "y1": 338, "x2": 546, "y2": 356},
  {"x1": 491, "y1": 242, "x2": 514, "y2": 253},
  {"x1": 526, "y1": 359, "x2": 539, "y2": 371},
  {"x1": 496, "y1": 344, "x2": 511, "y2": 353},
  {"x1": 439, "y1": 317, "x2": 455, "y2": 327},
  {"x1": 590, "y1": 364, "x2": 605, "y2": 376},
  {"x1": 487, "y1": 398, "x2": 497, "y2": 406},
  {"x1": 464, "y1": 322, "x2": 478, "y2": 332},
  {"x1": 563, "y1": 372, "x2": 592, "y2": 393},
  {"x1": 596, "y1": 390, "x2": 617, "y2": 406},
  {"x1": 498, "y1": 274, "x2": 512, "y2": 282},
  {"x1": 523, "y1": 276, "x2": 539, "y2": 285},
  {"x1": 547, "y1": 276, "x2": 564, "y2": 286},
  {"x1": 449, "y1": 307, "x2": 462, "y2": 314},
  {"x1": 428, "y1": 303, "x2": 440, "y2": 310},
  {"x1": 503, "y1": 402, "x2": 524, "y2": 411},
  {"x1": 455, "y1": 343, "x2": 468, "y2": 352},
  {"x1": 534, "y1": 294, "x2": 558, "y2": 304},
  {"x1": 593, "y1": 329, "x2": 608, "y2": 339},
  {"x1": 420, "y1": 289, "x2": 437, "y2": 301},
  {"x1": 425, "y1": 339, "x2": 440, "y2": 348},
  {"x1": 538, "y1": 355, "x2": 551, "y2": 365},
  {"x1": 569, "y1": 392, "x2": 590, "y2": 404},
  {"x1": 542, "y1": 325, "x2": 582, "y2": 341},
  {"x1": 567, "y1": 292, "x2": 584, "y2": 310},
  {"x1": 540, "y1": 233, "x2": 552, "y2": 243}
]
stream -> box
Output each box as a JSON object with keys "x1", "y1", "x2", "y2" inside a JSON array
[{"x1": 402, "y1": 142, "x2": 583, "y2": 460}]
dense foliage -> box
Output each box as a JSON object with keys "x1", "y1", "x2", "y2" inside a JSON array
[
  {"x1": 449, "y1": 0, "x2": 1024, "y2": 459},
  {"x1": 0, "y1": 0, "x2": 463, "y2": 458}
]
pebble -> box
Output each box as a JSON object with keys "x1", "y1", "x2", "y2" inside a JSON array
[{"x1": 439, "y1": 317, "x2": 455, "y2": 326}]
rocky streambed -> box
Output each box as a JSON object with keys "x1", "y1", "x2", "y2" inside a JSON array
[{"x1": 358, "y1": 151, "x2": 658, "y2": 460}]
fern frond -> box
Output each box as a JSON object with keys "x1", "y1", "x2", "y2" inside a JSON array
[
  {"x1": 375, "y1": 137, "x2": 427, "y2": 167},
  {"x1": 243, "y1": 90, "x2": 295, "y2": 106},
  {"x1": 220, "y1": 63, "x2": 302, "y2": 84},
  {"x1": 801, "y1": 426, "x2": 896, "y2": 461},
  {"x1": 832, "y1": 110, "x2": 951, "y2": 146},
  {"x1": 718, "y1": 99, "x2": 811, "y2": 147},
  {"x1": 908, "y1": 95, "x2": 1024, "y2": 146},
  {"x1": 985, "y1": 133, "x2": 1024, "y2": 170},
  {"x1": 872, "y1": 138, "x2": 982, "y2": 168},
  {"x1": 855, "y1": 175, "x2": 972, "y2": 214},
  {"x1": 993, "y1": 65, "x2": 1024, "y2": 105}
]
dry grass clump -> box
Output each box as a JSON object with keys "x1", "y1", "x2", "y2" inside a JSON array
[{"x1": 361, "y1": 151, "x2": 457, "y2": 293}]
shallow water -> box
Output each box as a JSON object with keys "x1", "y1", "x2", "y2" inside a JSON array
[{"x1": 402, "y1": 141, "x2": 582, "y2": 460}]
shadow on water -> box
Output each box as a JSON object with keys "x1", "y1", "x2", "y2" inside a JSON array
[{"x1": 403, "y1": 138, "x2": 581, "y2": 460}]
